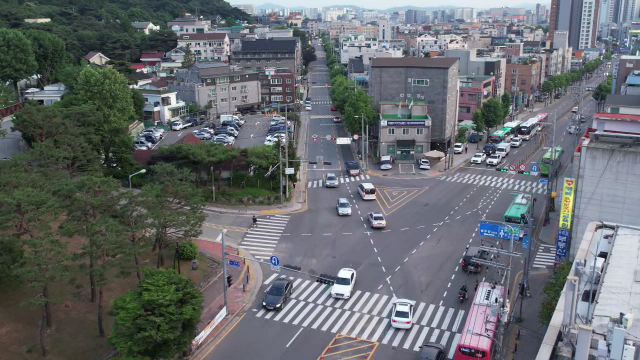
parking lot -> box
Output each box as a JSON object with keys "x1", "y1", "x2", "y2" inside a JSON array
[{"x1": 137, "y1": 113, "x2": 295, "y2": 150}]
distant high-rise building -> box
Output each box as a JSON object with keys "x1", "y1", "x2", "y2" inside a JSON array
[
  {"x1": 234, "y1": 4, "x2": 255, "y2": 15},
  {"x1": 549, "y1": 0, "x2": 600, "y2": 50},
  {"x1": 618, "y1": 0, "x2": 637, "y2": 23},
  {"x1": 405, "y1": 10, "x2": 416, "y2": 24},
  {"x1": 378, "y1": 19, "x2": 391, "y2": 40},
  {"x1": 536, "y1": 4, "x2": 548, "y2": 24}
]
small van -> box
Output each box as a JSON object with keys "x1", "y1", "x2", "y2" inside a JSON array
[
  {"x1": 358, "y1": 183, "x2": 377, "y2": 200},
  {"x1": 171, "y1": 120, "x2": 186, "y2": 131},
  {"x1": 496, "y1": 143, "x2": 511, "y2": 157}
]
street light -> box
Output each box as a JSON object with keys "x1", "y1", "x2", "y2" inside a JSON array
[{"x1": 128, "y1": 169, "x2": 147, "y2": 189}]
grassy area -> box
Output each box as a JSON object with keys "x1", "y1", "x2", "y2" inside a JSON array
[{"x1": 0, "y1": 247, "x2": 218, "y2": 360}]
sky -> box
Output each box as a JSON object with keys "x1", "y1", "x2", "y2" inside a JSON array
[{"x1": 227, "y1": 1, "x2": 541, "y2": 10}]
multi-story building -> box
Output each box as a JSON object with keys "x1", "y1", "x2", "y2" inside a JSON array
[
  {"x1": 549, "y1": 0, "x2": 599, "y2": 50},
  {"x1": 377, "y1": 19, "x2": 392, "y2": 40},
  {"x1": 168, "y1": 62, "x2": 261, "y2": 117},
  {"x1": 369, "y1": 57, "x2": 459, "y2": 152},
  {"x1": 377, "y1": 102, "x2": 432, "y2": 160},
  {"x1": 234, "y1": 4, "x2": 255, "y2": 15},
  {"x1": 177, "y1": 33, "x2": 230, "y2": 62},
  {"x1": 445, "y1": 49, "x2": 507, "y2": 97},
  {"x1": 231, "y1": 38, "x2": 301, "y2": 75},
  {"x1": 458, "y1": 75, "x2": 495, "y2": 121},
  {"x1": 167, "y1": 15, "x2": 214, "y2": 36},
  {"x1": 536, "y1": 4, "x2": 548, "y2": 24},
  {"x1": 259, "y1": 68, "x2": 297, "y2": 105},
  {"x1": 615, "y1": 56, "x2": 640, "y2": 94},
  {"x1": 578, "y1": 0, "x2": 600, "y2": 50},
  {"x1": 504, "y1": 59, "x2": 543, "y2": 109},
  {"x1": 339, "y1": 35, "x2": 404, "y2": 64},
  {"x1": 415, "y1": 34, "x2": 467, "y2": 55},
  {"x1": 604, "y1": 94, "x2": 640, "y2": 113},
  {"x1": 138, "y1": 79, "x2": 187, "y2": 125}
]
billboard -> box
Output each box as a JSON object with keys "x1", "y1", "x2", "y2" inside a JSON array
[{"x1": 558, "y1": 178, "x2": 576, "y2": 230}]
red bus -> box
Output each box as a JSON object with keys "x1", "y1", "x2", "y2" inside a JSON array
[{"x1": 453, "y1": 282, "x2": 505, "y2": 360}]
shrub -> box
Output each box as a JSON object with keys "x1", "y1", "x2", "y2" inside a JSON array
[{"x1": 179, "y1": 242, "x2": 198, "y2": 260}]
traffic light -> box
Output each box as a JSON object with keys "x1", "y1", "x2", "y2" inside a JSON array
[
  {"x1": 518, "y1": 171, "x2": 531, "y2": 175},
  {"x1": 497, "y1": 168, "x2": 508, "y2": 172},
  {"x1": 283, "y1": 264, "x2": 301, "y2": 271},
  {"x1": 316, "y1": 274, "x2": 335, "y2": 285},
  {"x1": 313, "y1": 137, "x2": 317, "y2": 142},
  {"x1": 226, "y1": 275, "x2": 233, "y2": 288}
]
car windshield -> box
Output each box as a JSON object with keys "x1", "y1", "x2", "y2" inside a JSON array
[
  {"x1": 490, "y1": 155, "x2": 499, "y2": 159},
  {"x1": 473, "y1": 154, "x2": 482, "y2": 158},
  {"x1": 327, "y1": 175, "x2": 337, "y2": 181},
  {"x1": 336, "y1": 276, "x2": 351, "y2": 285},
  {"x1": 395, "y1": 310, "x2": 410, "y2": 319},
  {"x1": 338, "y1": 202, "x2": 349, "y2": 208},
  {"x1": 372, "y1": 215, "x2": 384, "y2": 221},
  {"x1": 267, "y1": 284, "x2": 285, "y2": 296}
]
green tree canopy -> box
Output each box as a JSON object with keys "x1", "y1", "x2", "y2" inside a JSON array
[
  {"x1": 472, "y1": 110, "x2": 485, "y2": 134},
  {"x1": 0, "y1": 28, "x2": 37, "y2": 101},
  {"x1": 23, "y1": 29, "x2": 68, "y2": 87},
  {"x1": 109, "y1": 268, "x2": 203, "y2": 360},
  {"x1": 480, "y1": 98, "x2": 504, "y2": 130}
]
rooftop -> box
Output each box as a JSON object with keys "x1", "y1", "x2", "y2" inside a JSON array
[
  {"x1": 604, "y1": 95, "x2": 640, "y2": 108},
  {"x1": 239, "y1": 39, "x2": 297, "y2": 52},
  {"x1": 178, "y1": 33, "x2": 227, "y2": 40},
  {"x1": 370, "y1": 57, "x2": 458, "y2": 69}
]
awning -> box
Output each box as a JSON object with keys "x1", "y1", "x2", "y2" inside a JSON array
[
  {"x1": 424, "y1": 150, "x2": 445, "y2": 158},
  {"x1": 397, "y1": 140, "x2": 415, "y2": 147}
]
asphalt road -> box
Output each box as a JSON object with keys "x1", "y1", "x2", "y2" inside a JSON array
[{"x1": 201, "y1": 50, "x2": 608, "y2": 360}]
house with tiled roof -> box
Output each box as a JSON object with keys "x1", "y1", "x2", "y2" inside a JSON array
[
  {"x1": 140, "y1": 50, "x2": 165, "y2": 67},
  {"x1": 177, "y1": 33, "x2": 230, "y2": 62},
  {"x1": 83, "y1": 51, "x2": 110, "y2": 66},
  {"x1": 131, "y1": 22, "x2": 160, "y2": 34}
]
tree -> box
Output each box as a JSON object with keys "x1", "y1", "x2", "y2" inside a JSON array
[
  {"x1": 141, "y1": 163, "x2": 205, "y2": 267},
  {"x1": 116, "y1": 191, "x2": 152, "y2": 283},
  {"x1": 109, "y1": 268, "x2": 203, "y2": 359},
  {"x1": 500, "y1": 92, "x2": 512, "y2": 120},
  {"x1": 146, "y1": 29, "x2": 178, "y2": 52},
  {"x1": 539, "y1": 261, "x2": 572, "y2": 325},
  {"x1": 23, "y1": 29, "x2": 68, "y2": 87},
  {"x1": 342, "y1": 88, "x2": 376, "y2": 135},
  {"x1": 302, "y1": 47, "x2": 317, "y2": 67},
  {"x1": 0, "y1": 167, "x2": 69, "y2": 356},
  {"x1": 456, "y1": 127, "x2": 467, "y2": 143},
  {"x1": 182, "y1": 43, "x2": 195, "y2": 68},
  {"x1": 423, "y1": 51, "x2": 431, "y2": 58},
  {"x1": 480, "y1": 98, "x2": 504, "y2": 130},
  {"x1": 0, "y1": 29, "x2": 38, "y2": 101},
  {"x1": 59, "y1": 175, "x2": 129, "y2": 337},
  {"x1": 540, "y1": 80, "x2": 555, "y2": 95},
  {"x1": 472, "y1": 110, "x2": 485, "y2": 134},
  {"x1": 0, "y1": 82, "x2": 16, "y2": 108}
]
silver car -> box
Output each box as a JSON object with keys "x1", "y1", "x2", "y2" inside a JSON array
[
  {"x1": 337, "y1": 198, "x2": 352, "y2": 216},
  {"x1": 325, "y1": 173, "x2": 339, "y2": 188}
]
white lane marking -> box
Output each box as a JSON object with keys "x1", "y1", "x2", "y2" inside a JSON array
[
  {"x1": 342, "y1": 290, "x2": 362, "y2": 311},
  {"x1": 264, "y1": 273, "x2": 278, "y2": 285},
  {"x1": 321, "y1": 309, "x2": 342, "y2": 331},
  {"x1": 361, "y1": 316, "x2": 379, "y2": 339},
  {"x1": 291, "y1": 280, "x2": 311, "y2": 297},
  {"x1": 351, "y1": 314, "x2": 370, "y2": 337},
  {"x1": 353, "y1": 291, "x2": 371, "y2": 312},
  {"x1": 341, "y1": 312, "x2": 361, "y2": 335},
  {"x1": 282, "y1": 301, "x2": 307, "y2": 323},
  {"x1": 371, "y1": 318, "x2": 389, "y2": 342},
  {"x1": 330, "y1": 310, "x2": 351, "y2": 333},
  {"x1": 452, "y1": 310, "x2": 465, "y2": 332},
  {"x1": 413, "y1": 302, "x2": 426, "y2": 322},
  {"x1": 298, "y1": 282, "x2": 320, "y2": 301},
  {"x1": 371, "y1": 295, "x2": 389, "y2": 316},
  {"x1": 403, "y1": 325, "x2": 421, "y2": 349},
  {"x1": 292, "y1": 303, "x2": 316, "y2": 325},
  {"x1": 448, "y1": 334, "x2": 462, "y2": 359},
  {"x1": 381, "y1": 327, "x2": 395, "y2": 344},
  {"x1": 441, "y1": 308, "x2": 455, "y2": 330},
  {"x1": 429, "y1": 328, "x2": 441, "y2": 343},
  {"x1": 391, "y1": 329, "x2": 406, "y2": 347},
  {"x1": 301, "y1": 305, "x2": 324, "y2": 327},
  {"x1": 273, "y1": 299, "x2": 298, "y2": 321},
  {"x1": 413, "y1": 327, "x2": 431, "y2": 351},
  {"x1": 286, "y1": 327, "x2": 304, "y2": 347},
  {"x1": 420, "y1": 304, "x2": 436, "y2": 326},
  {"x1": 311, "y1": 307, "x2": 333, "y2": 329}
]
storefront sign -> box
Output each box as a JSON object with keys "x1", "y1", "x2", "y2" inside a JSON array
[
  {"x1": 556, "y1": 229, "x2": 569, "y2": 261},
  {"x1": 381, "y1": 120, "x2": 429, "y2": 127}
]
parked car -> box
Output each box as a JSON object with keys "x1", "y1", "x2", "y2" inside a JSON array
[
  {"x1": 380, "y1": 155, "x2": 393, "y2": 170},
  {"x1": 555, "y1": 93, "x2": 562, "y2": 99},
  {"x1": 141, "y1": 128, "x2": 164, "y2": 138},
  {"x1": 193, "y1": 117, "x2": 206, "y2": 126},
  {"x1": 418, "y1": 159, "x2": 431, "y2": 170},
  {"x1": 134, "y1": 144, "x2": 149, "y2": 150},
  {"x1": 194, "y1": 131, "x2": 212, "y2": 140},
  {"x1": 213, "y1": 135, "x2": 235, "y2": 145},
  {"x1": 305, "y1": 104, "x2": 312, "y2": 111},
  {"x1": 453, "y1": 143, "x2": 464, "y2": 154},
  {"x1": 336, "y1": 198, "x2": 352, "y2": 216},
  {"x1": 133, "y1": 138, "x2": 152, "y2": 148},
  {"x1": 262, "y1": 278, "x2": 293, "y2": 310},
  {"x1": 138, "y1": 134, "x2": 159, "y2": 144},
  {"x1": 171, "y1": 120, "x2": 187, "y2": 131}
]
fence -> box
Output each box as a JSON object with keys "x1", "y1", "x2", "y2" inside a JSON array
[{"x1": 0, "y1": 103, "x2": 24, "y2": 118}]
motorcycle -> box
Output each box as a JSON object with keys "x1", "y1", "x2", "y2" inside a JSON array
[{"x1": 458, "y1": 285, "x2": 468, "y2": 303}]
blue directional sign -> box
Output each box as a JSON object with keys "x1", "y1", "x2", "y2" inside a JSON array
[
  {"x1": 531, "y1": 165, "x2": 540, "y2": 172},
  {"x1": 228, "y1": 259, "x2": 241, "y2": 268},
  {"x1": 270, "y1": 256, "x2": 280, "y2": 267},
  {"x1": 522, "y1": 236, "x2": 530, "y2": 249},
  {"x1": 479, "y1": 221, "x2": 521, "y2": 240},
  {"x1": 539, "y1": 179, "x2": 549, "y2": 184}
]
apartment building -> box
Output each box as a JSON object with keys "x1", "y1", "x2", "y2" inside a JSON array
[
  {"x1": 339, "y1": 35, "x2": 404, "y2": 64},
  {"x1": 167, "y1": 16, "x2": 214, "y2": 36},
  {"x1": 231, "y1": 39, "x2": 302, "y2": 75},
  {"x1": 177, "y1": 33, "x2": 231, "y2": 62},
  {"x1": 458, "y1": 75, "x2": 496, "y2": 121},
  {"x1": 259, "y1": 68, "x2": 297, "y2": 105}
]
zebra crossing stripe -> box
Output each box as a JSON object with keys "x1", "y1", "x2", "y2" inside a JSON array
[
  {"x1": 273, "y1": 299, "x2": 299, "y2": 321},
  {"x1": 302, "y1": 305, "x2": 324, "y2": 327},
  {"x1": 440, "y1": 331, "x2": 451, "y2": 347},
  {"x1": 381, "y1": 327, "x2": 395, "y2": 344},
  {"x1": 283, "y1": 301, "x2": 308, "y2": 323},
  {"x1": 352, "y1": 292, "x2": 371, "y2": 312},
  {"x1": 431, "y1": 306, "x2": 445, "y2": 327},
  {"x1": 371, "y1": 295, "x2": 389, "y2": 316},
  {"x1": 316, "y1": 287, "x2": 333, "y2": 304},
  {"x1": 341, "y1": 312, "x2": 361, "y2": 335},
  {"x1": 429, "y1": 329, "x2": 441, "y2": 343},
  {"x1": 311, "y1": 307, "x2": 333, "y2": 329},
  {"x1": 361, "y1": 293, "x2": 379, "y2": 314},
  {"x1": 414, "y1": 327, "x2": 431, "y2": 351},
  {"x1": 292, "y1": 280, "x2": 311, "y2": 297},
  {"x1": 441, "y1": 308, "x2": 455, "y2": 330},
  {"x1": 449, "y1": 334, "x2": 462, "y2": 359},
  {"x1": 298, "y1": 282, "x2": 321, "y2": 301},
  {"x1": 342, "y1": 290, "x2": 362, "y2": 310},
  {"x1": 421, "y1": 304, "x2": 436, "y2": 326},
  {"x1": 381, "y1": 298, "x2": 396, "y2": 317},
  {"x1": 291, "y1": 303, "x2": 316, "y2": 325},
  {"x1": 361, "y1": 316, "x2": 380, "y2": 339},
  {"x1": 392, "y1": 329, "x2": 407, "y2": 347},
  {"x1": 308, "y1": 181, "x2": 312, "y2": 188},
  {"x1": 371, "y1": 318, "x2": 390, "y2": 342},
  {"x1": 351, "y1": 314, "x2": 371, "y2": 337},
  {"x1": 264, "y1": 273, "x2": 279, "y2": 285},
  {"x1": 403, "y1": 325, "x2": 421, "y2": 349},
  {"x1": 330, "y1": 310, "x2": 351, "y2": 333},
  {"x1": 413, "y1": 303, "x2": 426, "y2": 322},
  {"x1": 340, "y1": 177, "x2": 344, "y2": 183},
  {"x1": 307, "y1": 284, "x2": 328, "y2": 303},
  {"x1": 321, "y1": 309, "x2": 342, "y2": 331},
  {"x1": 452, "y1": 310, "x2": 465, "y2": 332}
]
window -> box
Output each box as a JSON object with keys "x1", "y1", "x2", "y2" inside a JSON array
[
  {"x1": 266, "y1": 60, "x2": 271, "y2": 63},
  {"x1": 412, "y1": 79, "x2": 429, "y2": 86},
  {"x1": 210, "y1": 88, "x2": 216, "y2": 95},
  {"x1": 415, "y1": 145, "x2": 423, "y2": 153},
  {"x1": 232, "y1": 97, "x2": 237, "y2": 102},
  {"x1": 220, "y1": 98, "x2": 228, "y2": 103},
  {"x1": 271, "y1": 87, "x2": 282, "y2": 93},
  {"x1": 271, "y1": 95, "x2": 283, "y2": 101},
  {"x1": 511, "y1": 79, "x2": 516, "y2": 85},
  {"x1": 387, "y1": 128, "x2": 395, "y2": 135},
  {"x1": 271, "y1": 78, "x2": 282, "y2": 84},
  {"x1": 217, "y1": 77, "x2": 229, "y2": 85},
  {"x1": 286, "y1": 96, "x2": 292, "y2": 101},
  {"x1": 521, "y1": 79, "x2": 526, "y2": 85},
  {"x1": 468, "y1": 94, "x2": 477, "y2": 101},
  {"x1": 387, "y1": 144, "x2": 396, "y2": 154},
  {"x1": 610, "y1": 107, "x2": 620, "y2": 113},
  {"x1": 231, "y1": 86, "x2": 237, "y2": 91},
  {"x1": 402, "y1": 128, "x2": 409, "y2": 135},
  {"x1": 242, "y1": 95, "x2": 248, "y2": 102},
  {"x1": 416, "y1": 128, "x2": 424, "y2": 135},
  {"x1": 286, "y1": 78, "x2": 292, "y2": 83},
  {"x1": 512, "y1": 69, "x2": 518, "y2": 74},
  {"x1": 459, "y1": 106, "x2": 471, "y2": 113},
  {"x1": 241, "y1": 85, "x2": 247, "y2": 91},
  {"x1": 234, "y1": 76, "x2": 240, "y2": 81},
  {"x1": 221, "y1": 87, "x2": 228, "y2": 92},
  {"x1": 286, "y1": 87, "x2": 292, "y2": 92}
]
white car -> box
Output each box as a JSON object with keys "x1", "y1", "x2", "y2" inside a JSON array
[
  {"x1": 511, "y1": 137, "x2": 523, "y2": 147},
  {"x1": 134, "y1": 144, "x2": 149, "y2": 150},
  {"x1": 418, "y1": 159, "x2": 430, "y2": 170},
  {"x1": 336, "y1": 198, "x2": 352, "y2": 216},
  {"x1": 331, "y1": 268, "x2": 356, "y2": 299},
  {"x1": 305, "y1": 105, "x2": 312, "y2": 111},
  {"x1": 453, "y1": 143, "x2": 464, "y2": 154},
  {"x1": 380, "y1": 155, "x2": 393, "y2": 170},
  {"x1": 470, "y1": 153, "x2": 487, "y2": 164},
  {"x1": 391, "y1": 299, "x2": 415, "y2": 329},
  {"x1": 486, "y1": 153, "x2": 503, "y2": 166}
]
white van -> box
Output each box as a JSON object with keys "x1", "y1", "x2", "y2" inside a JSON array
[
  {"x1": 357, "y1": 183, "x2": 377, "y2": 200},
  {"x1": 496, "y1": 143, "x2": 511, "y2": 157}
]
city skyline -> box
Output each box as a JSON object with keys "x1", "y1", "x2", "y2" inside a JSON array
[{"x1": 228, "y1": 1, "x2": 549, "y2": 11}]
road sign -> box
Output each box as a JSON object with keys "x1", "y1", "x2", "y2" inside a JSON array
[
  {"x1": 285, "y1": 167, "x2": 295, "y2": 175},
  {"x1": 325, "y1": 134, "x2": 332, "y2": 141},
  {"x1": 228, "y1": 259, "x2": 241, "y2": 267},
  {"x1": 519, "y1": 164, "x2": 527, "y2": 171},
  {"x1": 270, "y1": 264, "x2": 281, "y2": 272},
  {"x1": 508, "y1": 164, "x2": 516, "y2": 172},
  {"x1": 539, "y1": 179, "x2": 549, "y2": 184},
  {"x1": 353, "y1": 134, "x2": 360, "y2": 140},
  {"x1": 522, "y1": 236, "x2": 530, "y2": 249},
  {"x1": 336, "y1": 137, "x2": 352, "y2": 145},
  {"x1": 312, "y1": 134, "x2": 318, "y2": 140},
  {"x1": 270, "y1": 256, "x2": 280, "y2": 267},
  {"x1": 479, "y1": 221, "x2": 521, "y2": 240}
]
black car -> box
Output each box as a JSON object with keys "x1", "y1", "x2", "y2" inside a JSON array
[
  {"x1": 345, "y1": 161, "x2": 360, "y2": 176},
  {"x1": 483, "y1": 144, "x2": 497, "y2": 155},
  {"x1": 263, "y1": 278, "x2": 293, "y2": 310},
  {"x1": 140, "y1": 134, "x2": 159, "y2": 144},
  {"x1": 249, "y1": 110, "x2": 261, "y2": 115},
  {"x1": 193, "y1": 117, "x2": 206, "y2": 126},
  {"x1": 462, "y1": 246, "x2": 489, "y2": 274},
  {"x1": 417, "y1": 343, "x2": 446, "y2": 360},
  {"x1": 183, "y1": 118, "x2": 196, "y2": 127}
]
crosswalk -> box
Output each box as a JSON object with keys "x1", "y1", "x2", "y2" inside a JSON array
[
  {"x1": 258, "y1": 274, "x2": 465, "y2": 358},
  {"x1": 310, "y1": 100, "x2": 332, "y2": 105},
  {"x1": 440, "y1": 173, "x2": 548, "y2": 194},
  {"x1": 308, "y1": 174, "x2": 371, "y2": 188},
  {"x1": 309, "y1": 115, "x2": 335, "y2": 119},
  {"x1": 533, "y1": 243, "x2": 557, "y2": 268},
  {"x1": 240, "y1": 215, "x2": 290, "y2": 261}
]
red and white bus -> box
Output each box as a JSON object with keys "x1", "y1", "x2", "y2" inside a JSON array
[{"x1": 453, "y1": 282, "x2": 505, "y2": 360}]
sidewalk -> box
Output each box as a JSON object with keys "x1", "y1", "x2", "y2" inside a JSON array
[{"x1": 191, "y1": 239, "x2": 263, "y2": 356}]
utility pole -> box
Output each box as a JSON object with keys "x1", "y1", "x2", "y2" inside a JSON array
[
  {"x1": 510, "y1": 71, "x2": 519, "y2": 122},
  {"x1": 279, "y1": 143, "x2": 283, "y2": 203},
  {"x1": 522, "y1": 193, "x2": 537, "y2": 297},
  {"x1": 221, "y1": 230, "x2": 228, "y2": 310},
  {"x1": 361, "y1": 113, "x2": 366, "y2": 170},
  {"x1": 285, "y1": 105, "x2": 289, "y2": 199},
  {"x1": 543, "y1": 114, "x2": 557, "y2": 226}
]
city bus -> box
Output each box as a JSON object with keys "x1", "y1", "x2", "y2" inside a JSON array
[
  {"x1": 453, "y1": 282, "x2": 505, "y2": 360},
  {"x1": 503, "y1": 193, "x2": 532, "y2": 225},
  {"x1": 502, "y1": 120, "x2": 523, "y2": 138},
  {"x1": 518, "y1": 118, "x2": 540, "y2": 140},
  {"x1": 540, "y1": 146, "x2": 564, "y2": 176},
  {"x1": 488, "y1": 129, "x2": 508, "y2": 143}
]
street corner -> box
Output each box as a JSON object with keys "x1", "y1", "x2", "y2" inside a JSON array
[
  {"x1": 203, "y1": 222, "x2": 250, "y2": 233},
  {"x1": 317, "y1": 334, "x2": 378, "y2": 360},
  {"x1": 375, "y1": 185, "x2": 429, "y2": 216}
]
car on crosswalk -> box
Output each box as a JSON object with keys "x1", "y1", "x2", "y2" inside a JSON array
[
  {"x1": 417, "y1": 343, "x2": 446, "y2": 360},
  {"x1": 325, "y1": 173, "x2": 339, "y2": 188},
  {"x1": 470, "y1": 153, "x2": 487, "y2": 164},
  {"x1": 331, "y1": 268, "x2": 356, "y2": 299},
  {"x1": 262, "y1": 278, "x2": 293, "y2": 310},
  {"x1": 391, "y1": 299, "x2": 415, "y2": 329}
]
